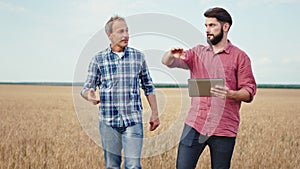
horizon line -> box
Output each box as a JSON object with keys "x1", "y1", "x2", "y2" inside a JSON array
[{"x1": 0, "y1": 82, "x2": 300, "y2": 89}]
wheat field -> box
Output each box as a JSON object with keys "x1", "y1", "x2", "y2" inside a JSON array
[{"x1": 0, "y1": 84, "x2": 299, "y2": 169}]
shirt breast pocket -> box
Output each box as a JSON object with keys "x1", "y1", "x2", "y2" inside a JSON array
[
  {"x1": 223, "y1": 66, "x2": 236, "y2": 85},
  {"x1": 99, "y1": 64, "x2": 117, "y2": 77},
  {"x1": 99, "y1": 65, "x2": 115, "y2": 89},
  {"x1": 132, "y1": 61, "x2": 141, "y2": 74}
]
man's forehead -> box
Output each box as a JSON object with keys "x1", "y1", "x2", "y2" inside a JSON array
[
  {"x1": 112, "y1": 20, "x2": 128, "y2": 29},
  {"x1": 205, "y1": 17, "x2": 218, "y2": 23}
]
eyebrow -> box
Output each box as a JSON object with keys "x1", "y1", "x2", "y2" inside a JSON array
[{"x1": 205, "y1": 23, "x2": 217, "y2": 26}]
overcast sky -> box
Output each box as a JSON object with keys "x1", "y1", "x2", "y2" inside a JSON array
[{"x1": 1, "y1": 0, "x2": 299, "y2": 84}]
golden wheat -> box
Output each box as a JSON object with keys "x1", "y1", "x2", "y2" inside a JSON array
[{"x1": 0, "y1": 85, "x2": 299, "y2": 169}]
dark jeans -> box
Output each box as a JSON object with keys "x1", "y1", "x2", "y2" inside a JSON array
[{"x1": 176, "y1": 124, "x2": 236, "y2": 169}]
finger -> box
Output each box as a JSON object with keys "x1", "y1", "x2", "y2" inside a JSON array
[
  {"x1": 150, "y1": 124, "x2": 158, "y2": 131},
  {"x1": 171, "y1": 47, "x2": 181, "y2": 51},
  {"x1": 149, "y1": 121, "x2": 154, "y2": 130},
  {"x1": 94, "y1": 99, "x2": 100, "y2": 104},
  {"x1": 89, "y1": 88, "x2": 95, "y2": 93},
  {"x1": 90, "y1": 89, "x2": 96, "y2": 95},
  {"x1": 90, "y1": 98, "x2": 100, "y2": 105},
  {"x1": 171, "y1": 48, "x2": 183, "y2": 53},
  {"x1": 177, "y1": 47, "x2": 183, "y2": 50},
  {"x1": 214, "y1": 92, "x2": 226, "y2": 99},
  {"x1": 170, "y1": 48, "x2": 177, "y2": 52},
  {"x1": 88, "y1": 89, "x2": 95, "y2": 98},
  {"x1": 212, "y1": 86, "x2": 227, "y2": 95},
  {"x1": 211, "y1": 88, "x2": 226, "y2": 99},
  {"x1": 214, "y1": 85, "x2": 224, "y2": 90},
  {"x1": 149, "y1": 121, "x2": 160, "y2": 131}
]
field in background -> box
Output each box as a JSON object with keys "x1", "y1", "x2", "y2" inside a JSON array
[{"x1": 0, "y1": 85, "x2": 299, "y2": 169}]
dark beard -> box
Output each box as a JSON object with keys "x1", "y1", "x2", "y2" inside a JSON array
[{"x1": 207, "y1": 29, "x2": 223, "y2": 45}]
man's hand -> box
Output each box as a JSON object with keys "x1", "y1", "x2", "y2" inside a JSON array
[
  {"x1": 86, "y1": 88, "x2": 100, "y2": 105},
  {"x1": 149, "y1": 113, "x2": 160, "y2": 131},
  {"x1": 170, "y1": 48, "x2": 186, "y2": 59},
  {"x1": 211, "y1": 86, "x2": 252, "y2": 102},
  {"x1": 162, "y1": 48, "x2": 186, "y2": 66},
  {"x1": 210, "y1": 85, "x2": 233, "y2": 99}
]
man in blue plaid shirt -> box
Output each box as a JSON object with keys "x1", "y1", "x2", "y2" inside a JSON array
[{"x1": 81, "y1": 15, "x2": 160, "y2": 169}]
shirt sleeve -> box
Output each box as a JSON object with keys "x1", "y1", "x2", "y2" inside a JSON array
[
  {"x1": 237, "y1": 54, "x2": 257, "y2": 102},
  {"x1": 167, "y1": 57, "x2": 190, "y2": 69},
  {"x1": 166, "y1": 48, "x2": 195, "y2": 70},
  {"x1": 139, "y1": 54, "x2": 155, "y2": 96},
  {"x1": 80, "y1": 55, "x2": 101, "y2": 97},
  {"x1": 182, "y1": 47, "x2": 196, "y2": 68}
]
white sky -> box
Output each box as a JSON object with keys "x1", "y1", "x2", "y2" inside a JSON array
[{"x1": 1, "y1": 0, "x2": 299, "y2": 84}]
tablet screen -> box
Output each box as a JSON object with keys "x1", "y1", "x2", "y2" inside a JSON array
[{"x1": 188, "y1": 78, "x2": 224, "y2": 97}]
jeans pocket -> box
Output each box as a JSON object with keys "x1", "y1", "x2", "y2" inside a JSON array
[{"x1": 180, "y1": 124, "x2": 197, "y2": 146}]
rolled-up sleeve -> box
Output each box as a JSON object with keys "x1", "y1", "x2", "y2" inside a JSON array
[
  {"x1": 237, "y1": 54, "x2": 257, "y2": 102},
  {"x1": 80, "y1": 56, "x2": 101, "y2": 97}
]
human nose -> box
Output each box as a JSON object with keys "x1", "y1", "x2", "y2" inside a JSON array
[
  {"x1": 206, "y1": 26, "x2": 210, "y2": 34},
  {"x1": 123, "y1": 31, "x2": 129, "y2": 38}
]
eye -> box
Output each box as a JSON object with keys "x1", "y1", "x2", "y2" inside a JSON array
[
  {"x1": 205, "y1": 23, "x2": 215, "y2": 28},
  {"x1": 117, "y1": 29, "x2": 128, "y2": 34}
]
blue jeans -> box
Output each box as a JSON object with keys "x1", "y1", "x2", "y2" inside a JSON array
[
  {"x1": 176, "y1": 124, "x2": 236, "y2": 169},
  {"x1": 99, "y1": 121, "x2": 143, "y2": 169}
]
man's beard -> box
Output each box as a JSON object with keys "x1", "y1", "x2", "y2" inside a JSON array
[{"x1": 207, "y1": 29, "x2": 223, "y2": 45}]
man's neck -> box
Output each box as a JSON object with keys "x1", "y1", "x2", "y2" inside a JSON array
[
  {"x1": 212, "y1": 38, "x2": 228, "y2": 54},
  {"x1": 111, "y1": 45, "x2": 125, "y2": 52}
]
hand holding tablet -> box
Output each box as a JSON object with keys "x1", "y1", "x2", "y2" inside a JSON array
[{"x1": 188, "y1": 78, "x2": 225, "y2": 97}]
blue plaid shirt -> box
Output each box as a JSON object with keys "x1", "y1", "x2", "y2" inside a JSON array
[{"x1": 81, "y1": 46, "x2": 155, "y2": 127}]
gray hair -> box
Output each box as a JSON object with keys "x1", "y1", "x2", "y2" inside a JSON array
[{"x1": 105, "y1": 15, "x2": 126, "y2": 33}]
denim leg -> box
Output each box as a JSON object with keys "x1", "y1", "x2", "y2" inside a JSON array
[
  {"x1": 100, "y1": 122, "x2": 122, "y2": 169},
  {"x1": 122, "y1": 123, "x2": 143, "y2": 169},
  {"x1": 176, "y1": 124, "x2": 207, "y2": 169},
  {"x1": 207, "y1": 136, "x2": 236, "y2": 169}
]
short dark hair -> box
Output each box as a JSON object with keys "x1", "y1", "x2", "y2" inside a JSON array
[{"x1": 204, "y1": 7, "x2": 232, "y2": 26}]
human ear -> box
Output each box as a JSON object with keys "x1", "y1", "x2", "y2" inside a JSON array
[
  {"x1": 107, "y1": 32, "x2": 112, "y2": 40},
  {"x1": 223, "y1": 23, "x2": 230, "y2": 32}
]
